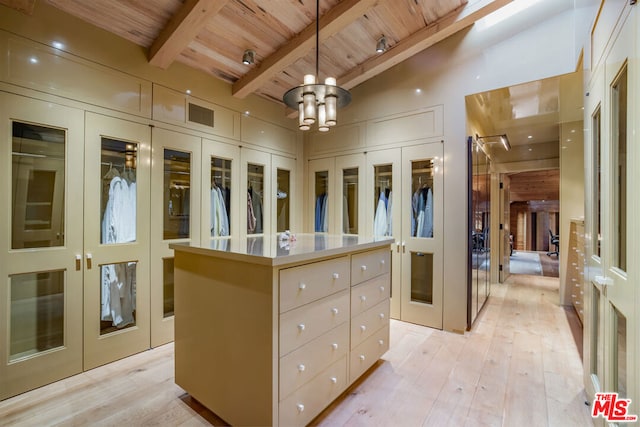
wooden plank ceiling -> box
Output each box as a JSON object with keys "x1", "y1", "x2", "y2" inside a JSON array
[
  {"x1": 508, "y1": 170, "x2": 560, "y2": 202},
  {"x1": 1, "y1": 0, "x2": 515, "y2": 109}
]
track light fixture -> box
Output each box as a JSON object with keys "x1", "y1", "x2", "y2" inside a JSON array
[
  {"x1": 242, "y1": 49, "x2": 255, "y2": 65},
  {"x1": 476, "y1": 133, "x2": 511, "y2": 151},
  {"x1": 376, "y1": 35, "x2": 387, "y2": 53}
]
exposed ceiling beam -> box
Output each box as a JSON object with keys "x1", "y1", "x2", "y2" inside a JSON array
[
  {"x1": 232, "y1": 0, "x2": 379, "y2": 99},
  {"x1": 339, "y1": 0, "x2": 514, "y2": 89},
  {"x1": 0, "y1": 0, "x2": 36, "y2": 15},
  {"x1": 149, "y1": 0, "x2": 229, "y2": 69}
]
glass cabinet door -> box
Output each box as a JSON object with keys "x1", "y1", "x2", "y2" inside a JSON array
[
  {"x1": 1, "y1": 94, "x2": 84, "y2": 400},
  {"x1": 240, "y1": 148, "x2": 271, "y2": 237},
  {"x1": 272, "y1": 155, "x2": 296, "y2": 234},
  {"x1": 335, "y1": 154, "x2": 364, "y2": 236},
  {"x1": 83, "y1": 113, "x2": 151, "y2": 369},
  {"x1": 400, "y1": 143, "x2": 444, "y2": 329},
  {"x1": 150, "y1": 128, "x2": 201, "y2": 347},
  {"x1": 201, "y1": 139, "x2": 239, "y2": 243},
  {"x1": 308, "y1": 157, "x2": 335, "y2": 234}
]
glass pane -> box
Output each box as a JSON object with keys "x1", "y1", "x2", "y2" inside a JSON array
[
  {"x1": 343, "y1": 168, "x2": 358, "y2": 234},
  {"x1": 11, "y1": 122, "x2": 65, "y2": 249},
  {"x1": 591, "y1": 284, "x2": 600, "y2": 376},
  {"x1": 164, "y1": 149, "x2": 191, "y2": 240},
  {"x1": 411, "y1": 159, "x2": 434, "y2": 238},
  {"x1": 314, "y1": 171, "x2": 328, "y2": 232},
  {"x1": 10, "y1": 270, "x2": 65, "y2": 361},
  {"x1": 100, "y1": 261, "x2": 137, "y2": 335},
  {"x1": 592, "y1": 107, "x2": 602, "y2": 257},
  {"x1": 411, "y1": 251, "x2": 433, "y2": 304},
  {"x1": 247, "y1": 163, "x2": 264, "y2": 234},
  {"x1": 277, "y1": 169, "x2": 290, "y2": 232},
  {"x1": 612, "y1": 67, "x2": 627, "y2": 271},
  {"x1": 163, "y1": 257, "x2": 174, "y2": 318},
  {"x1": 211, "y1": 157, "x2": 231, "y2": 237},
  {"x1": 373, "y1": 165, "x2": 392, "y2": 237},
  {"x1": 101, "y1": 138, "x2": 137, "y2": 244},
  {"x1": 613, "y1": 305, "x2": 627, "y2": 397}
]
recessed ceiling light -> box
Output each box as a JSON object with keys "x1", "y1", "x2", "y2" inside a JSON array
[
  {"x1": 185, "y1": 89, "x2": 191, "y2": 95},
  {"x1": 52, "y1": 41, "x2": 64, "y2": 50},
  {"x1": 415, "y1": 88, "x2": 422, "y2": 94},
  {"x1": 571, "y1": 129, "x2": 576, "y2": 133},
  {"x1": 29, "y1": 57, "x2": 38, "y2": 64},
  {"x1": 528, "y1": 148, "x2": 533, "y2": 151},
  {"x1": 527, "y1": 135, "x2": 533, "y2": 139}
]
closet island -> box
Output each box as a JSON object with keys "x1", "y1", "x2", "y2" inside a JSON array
[{"x1": 171, "y1": 234, "x2": 393, "y2": 426}]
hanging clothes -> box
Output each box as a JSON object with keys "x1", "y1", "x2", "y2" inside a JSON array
[
  {"x1": 247, "y1": 191, "x2": 257, "y2": 233},
  {"x1": 251, "y1": 189, "x2": 263, "y2": 233},
  {"x1": 386, "y1": 191, "x2": 393, "y2": 236},
  {"x1": 374, "y1": 190, "x2": 388, "y2": 237},
  {"x1": 422, "y1": 187, "x2": 433, "y2": 238},
  {"x1": 100, "y1": 175, "x2": 137, "y2": 329},
  {"x1": 211, "y1": 186, "x2": 229, "y2": 237},
  {"x1": 343, "y1": 195, "x2": 350, "y2": 234}
]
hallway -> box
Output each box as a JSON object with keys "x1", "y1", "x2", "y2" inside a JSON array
[{"x1": 0, "y1": 275, "x2": 592, "y2": 426}]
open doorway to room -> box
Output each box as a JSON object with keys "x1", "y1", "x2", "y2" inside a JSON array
[
  {"x1": 508, "y1": 169, "x2": 560, "y2": 278},
  {"x1": 466, "y1": 70, "x2": 585, "y2": 337}
]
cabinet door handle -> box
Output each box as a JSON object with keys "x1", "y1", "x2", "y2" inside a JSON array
[
  {"x1": 359, "y1": 355, "x2": 365, "y2": 361},
  {"x1": 402, "y1": 242, "x2": 406, "y2": 253},
  {"x1": 396, "y1": 241, "x2": 400, "y2": 253},
  {"x1": 298, "y1": 364, "x2": 306, "y2": 372},
  {"x1": 360, "y1": 325, "x2": 366, "y2": 332},
  {"x1": 379, "y1": 313, "x2": 385, "y2": 319},
  {"x1": 361, "y1": 265, "x2": 367, "y2": 271},
  {"x1": 360, "y1": 295, "x2": 367, "y2": 302},
  {"x1": 297, "y1": 323, "x2": 305, "y2": 331},
  {"x1": 380, "y1": 259, "x2": 385, "y2": 265},
  {"x1": 332, "y1": 273, "x2": 339, "y2": 279},
  {"x1": 378, "y1": 339, "x2": 385, "y2": 346},
  {"x1": 331, "y1": 307, "x2": 339, "y2": 315},
  {"x1": 330, "y1": 377, "x2": 337, "y2": 384},
  {"x1": 75, "y1": 254, "x2": 82, "y2": 271},
  {"x1": 86, "y1": 253, "x2": 93, "y2": 269},
  {"x1": 298, "y1": 283, "x2": 306, "y2": 290},
  {"x1": 379, "y1": 286, "x2": 385, "y2": 293},
  {"x1": 331, "y1": 343, "x2": 338, "y2": 350},
  {"x1": 297, "y1": 404, "x2": 305, "y2": 413}
]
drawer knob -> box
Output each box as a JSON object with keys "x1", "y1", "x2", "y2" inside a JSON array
[
  {"x1": 330, "y1": 377, "x2": 337, "y2": 384},
  {"x1": 298, "y1": 364, "x2": 306, "y2": 372},
  {"x1": 332, "y1": 273, "x2": 339, "y2": 279},
  {"x1": 379, "y1": 313, "x2": 385, "y2": 319},
  {"x1": 360, "y1": 325, "x2": 366, "y2": 332},
  {"x1": 359, "y1": 355, "x2": 365, "y2": 361},
  {"x1": 298, "y1": 323, "x2": 305, "y2": 331},
  {"x1": 380, "y1": 259, "x2": 385, "y2": 265},
  {"x1": 360, "y1": 295, "x2": 367, "y2": 302},
  {"x1": 379, "y1": 286, "x2": 385, "y2": 292},
  {"x1": 297, "y1": 404, "x2": 305, "y2": 413},
  {"x1": 361, "y1": 265, "x2": 367, "y2": 271},
  {"x1": 298, "y1": 283, "x2": 306, "y2": 290},
  {"x1": 331, "y1": 343, "x2": 338, "y2": 350},
  {"x1": 331, "y1": 307, "x2": 339, "y2": 315},
  {"x1": 378, "y1": 339, "x2": 384, "y2": 346}
]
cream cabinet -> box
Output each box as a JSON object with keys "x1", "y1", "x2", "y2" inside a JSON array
[
  {"x1": 567, "y1": 219, "x2": 585, "y2": 324},
  {"x1": 172, "y1": 235, "x2": 392, "y2": 426}
]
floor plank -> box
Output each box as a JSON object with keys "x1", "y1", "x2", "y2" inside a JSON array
[{"x1": 0, "y1": 274, "x2": 592, "y2": 426}]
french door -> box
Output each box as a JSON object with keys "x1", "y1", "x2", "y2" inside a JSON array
[
  {"x1": 365, "y1": 142, "x2": 444, "y2": 328},
  {"x1": 83, "y1": 113, "x2": 151, "y2": 369},
  {"x1": 0, "y1": 93, "x2": 84, "y2": 399}
]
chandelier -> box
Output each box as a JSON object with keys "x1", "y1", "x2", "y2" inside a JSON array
[{"x1": 282, "y1": 0, "x2": 351, "y2": 132}]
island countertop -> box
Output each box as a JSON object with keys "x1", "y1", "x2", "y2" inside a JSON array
[{"x1": 170, "y1": 234, "x2": 394, "y2": 267}]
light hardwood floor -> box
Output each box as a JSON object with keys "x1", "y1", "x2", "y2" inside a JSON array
[{"x1": 0, "y1": 274, "x2": 592, "y2": 426}]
